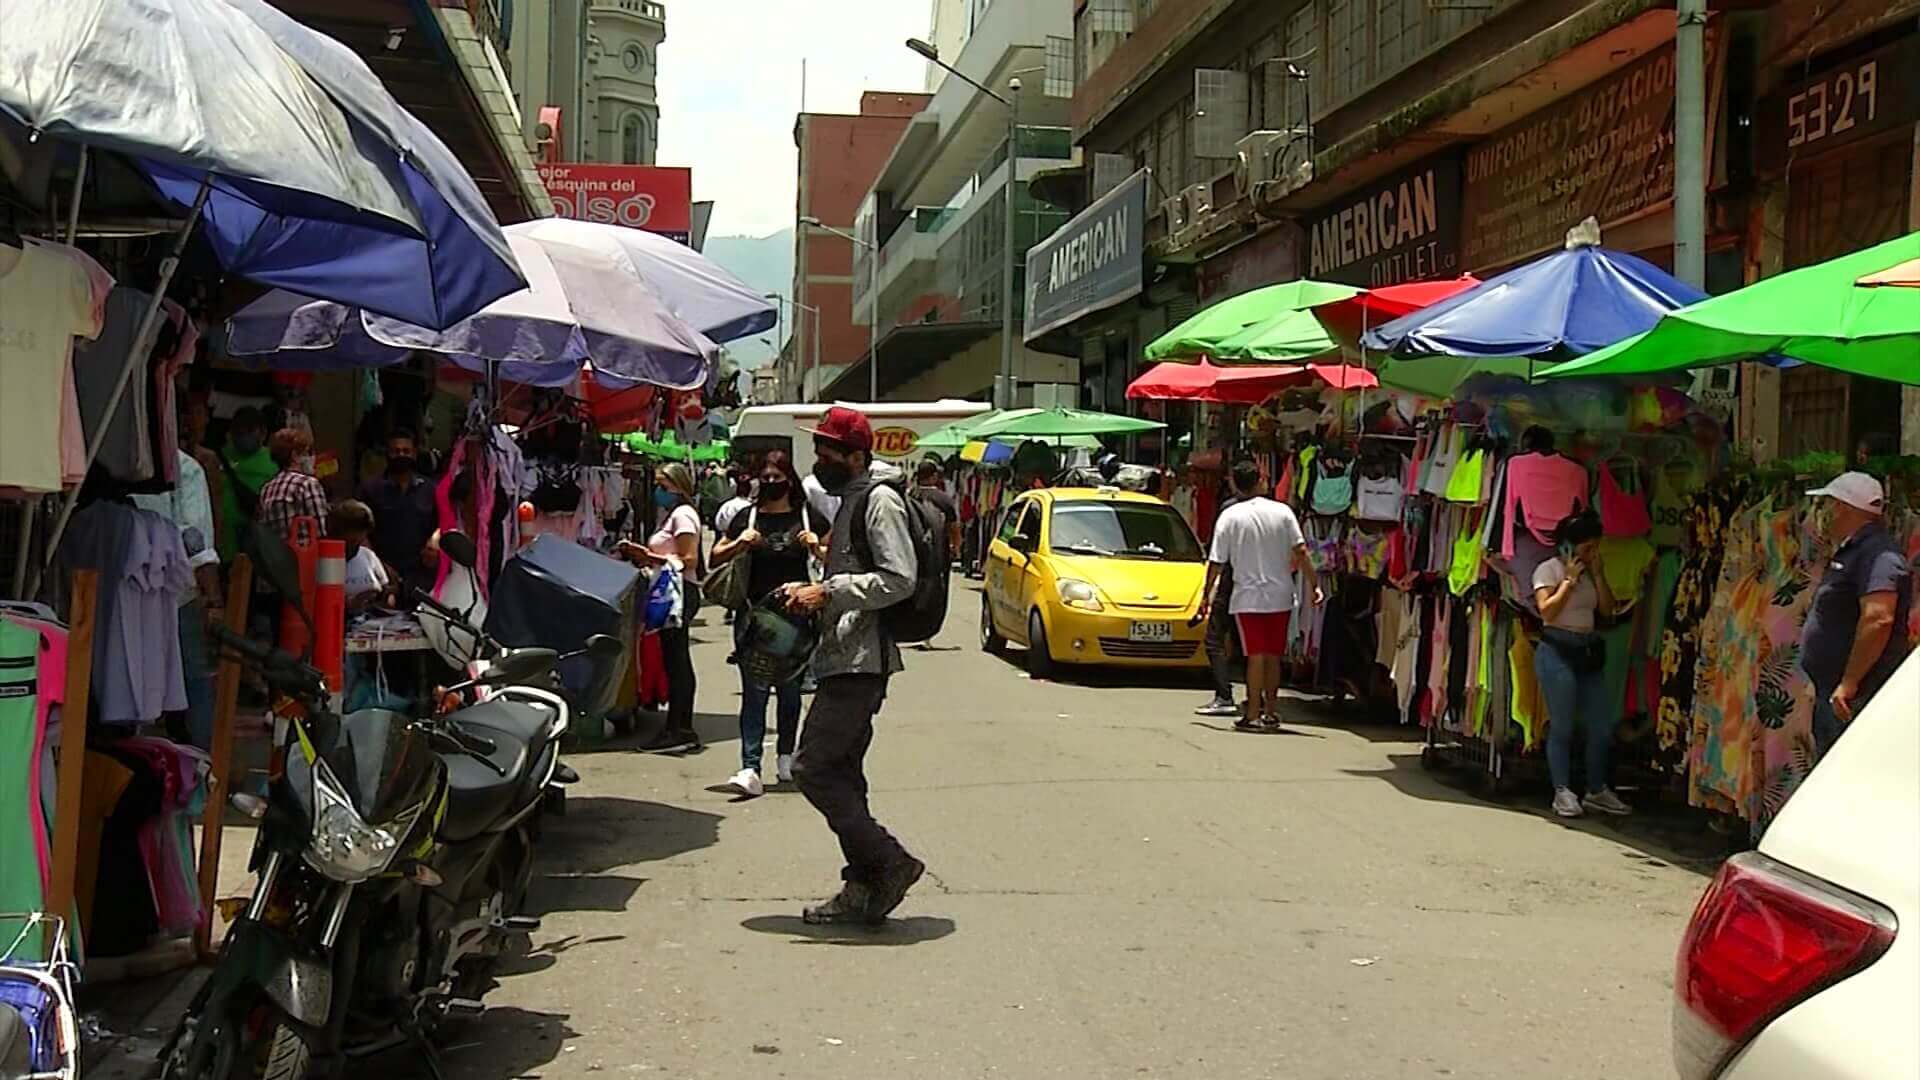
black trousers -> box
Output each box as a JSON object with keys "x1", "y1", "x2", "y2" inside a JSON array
[
  {"x1": 793, "y1": 674, "x2": 909, "y2": 882},
  {"x1": 1205, "y1": 599, "x2": 1239, "y2": 700},
  {"x1": 660, "y1": 625, "x2": 697, "y2": 738}
]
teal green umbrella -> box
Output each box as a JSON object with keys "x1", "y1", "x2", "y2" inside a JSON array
[
  {"x1": 916, "y1": 410, "x2": 1003, "y2": 452},
  {"x1": 1144, "y1": 280, "x2": 1363, "y2": 362},
  {"x1": 1543, "y1": 232, "x2": 1920, "y2": 382},
  {"x1": 968, "y1": 407, "x2": 1164, "y2": 439}
]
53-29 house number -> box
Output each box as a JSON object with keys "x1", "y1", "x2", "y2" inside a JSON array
[{"x1": 1786, "y1": 60, "x2": 1878, "y2": 150}]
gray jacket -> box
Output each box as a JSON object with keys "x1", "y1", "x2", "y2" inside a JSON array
[{"x1": 815, "y1": 461, "x2": 916, "y2": 678}]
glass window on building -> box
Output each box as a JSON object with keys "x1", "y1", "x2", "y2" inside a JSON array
[{"x1": 620, "y1": 113, "x2": 650, "y2": 164}]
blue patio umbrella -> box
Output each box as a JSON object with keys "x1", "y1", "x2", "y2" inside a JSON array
[
  {"x1": 1361, "y1": 243, "x2": 1707, "y2": 360},
  {"x1": 3, "y1": 0, "x2": 528, "y2": 590}
]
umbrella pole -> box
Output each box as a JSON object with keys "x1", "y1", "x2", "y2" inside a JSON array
[
  {"x1": 30, "y1": 176, "x2": 214, "y2": 596},
  {"x1": 11, "y1": 149, "x2": 91, "y2": 599}
]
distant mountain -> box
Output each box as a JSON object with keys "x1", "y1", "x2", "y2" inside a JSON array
[{"x1": 703, "y1": 229, "x2": 794, "y2": 371}]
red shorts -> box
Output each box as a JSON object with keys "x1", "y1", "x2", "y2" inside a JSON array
[{"x1": 1235, "y1": 611, "x2": 1293, "y2": 657}]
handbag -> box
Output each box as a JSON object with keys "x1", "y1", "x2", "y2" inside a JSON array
[
  {"x1": 643, "y1": 565, "x2": 681, "y2": 632},
  {"x1": 702, "y1": 508, "x2": 756, "y2": 611}
]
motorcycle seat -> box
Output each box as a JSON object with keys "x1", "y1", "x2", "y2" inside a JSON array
[
  {"x1": 452, "y1": 697, "x2": 555, "y2": 752},
  {"x1": 439, "y1": 732, "x2": 530, "y2": 844}
]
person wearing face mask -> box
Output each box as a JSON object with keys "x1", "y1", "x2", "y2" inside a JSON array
[
  {"x1": 618, "y1": 462, "x2": 706, "y2": 754},
  {"x1": 215, "y1": 405, "x2": 276, "y2": 561},
  {"x1": 357, "y1": 429, "x2": 439, "y2": 600},
  {"x1": 777, "y1": 407, "x2": 925, "y2": 926},
  {"x1": 257, "y1": 427, "x2": 330, "y2": 538},
  {"x1": 710, "y1": 451, "x2": 827, "y2": 796}
]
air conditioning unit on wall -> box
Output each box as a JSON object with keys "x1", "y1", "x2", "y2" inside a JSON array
[
  {"x1": 1181, "y1": 183, "x2": 1214, "y2": 222},
  {"x1": 1233, "y1": 130, "x2": 1287, "y2": 192},
  {"x1": 1161, "y1": 195, "x2": 1189, "y2": 233}
]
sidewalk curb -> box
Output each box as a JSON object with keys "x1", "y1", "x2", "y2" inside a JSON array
[{"x1": 85, "y1": 966, "x2": 208, "y2": 1080}]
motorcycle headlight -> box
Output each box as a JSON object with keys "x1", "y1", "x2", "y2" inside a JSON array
[
  {"x1": 1056, "y1": 578, "x2": 1104, "y2": 612},
  {"x1": 304, "y1": 762, "x2": 399, "y2": 883}
]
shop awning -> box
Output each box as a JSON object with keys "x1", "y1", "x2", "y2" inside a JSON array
[{"x1": 1127, "y1": 362, "x2": 1376, "y2": 404}]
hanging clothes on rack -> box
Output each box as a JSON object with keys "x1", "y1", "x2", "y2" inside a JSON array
[
  {"x1": 59, "y1": 501, "x2": 191, "y2": 726},
  {"x1": 0, "y1": 239, "x2": 114, "y2": 494}
]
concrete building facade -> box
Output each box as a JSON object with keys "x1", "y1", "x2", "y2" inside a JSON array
[
  {"x1": 786, "y1": 92, "x2": 933, "y2": 402},
  {"x1": 505, "y1": 0, "x2": 664, "y2": 165}
]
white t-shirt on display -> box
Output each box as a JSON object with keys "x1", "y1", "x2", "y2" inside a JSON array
[
  {"x1": 0, "y1": 241, "x2": 105, "y2": 492},
  {"x1": 344, "y1": 546, "x2": 391, "y2": 603},
  {"x1": 1209, "y1": 496, "x2": 1307, "y2": 614},
  {"x1": 1532, "y1": 556, "x2": 1598, "y2": 633}
]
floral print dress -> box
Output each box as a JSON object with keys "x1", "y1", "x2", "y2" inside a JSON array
[{"x1": 1656, "y1": 477, "x2": 1750, "y2": 765}]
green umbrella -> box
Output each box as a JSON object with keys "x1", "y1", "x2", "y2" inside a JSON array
[
  {"x1": 1209, "y1": 307, "x2": 1344, "y2": 364},
  {"x1": 968, "y1": 407, "x2": 1165, "y2": 439},
  {"x1": 1376, "y1": 356, "x2": 1552, "y2": 398},
  {"x1": 619, "y1": 432, "x2": 730, "y2": 462},
  {"x1": 916, "y1": 410, "x2": 1003, "y2": 452},
  {"x1": 1543, "y1": 232, "x2": 1920, "y2": 382},
  {"x1": 1144, "y1": 280, "x2": 1363, "y2": 362}
]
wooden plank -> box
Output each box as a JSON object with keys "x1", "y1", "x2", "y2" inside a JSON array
[
  {"x1": 44, "y1": 569, "x2": 96, "y2": 955},
  {"x1": 194, "y1": 556, "x2": 254, "y2": 960}
]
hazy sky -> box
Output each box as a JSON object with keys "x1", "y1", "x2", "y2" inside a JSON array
[{"x1": 656, "y1": 1, "x2": 931, "y2": 239}]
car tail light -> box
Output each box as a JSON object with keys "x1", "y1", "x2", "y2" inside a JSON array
[{"x1": 1674, "y1": 851, "x2": 1897, "y2": 1079}]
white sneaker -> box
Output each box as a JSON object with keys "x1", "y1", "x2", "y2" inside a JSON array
[
  {"x1": 1551, "y1": 788, "x2": 1584, "y2": 818},
  {"x1": 1583, "y1": 787, "x2": 1633, "y2": 816},
  {"x1": 776, "y1": 754, "x2": 794, "y2": 784},
  {"x1": 726, "y1": 769, "x2": 764, "y2": 798}
]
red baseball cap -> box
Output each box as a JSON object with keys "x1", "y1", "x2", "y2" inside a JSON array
[{"x1": 802, "y1": 406, "x2": 873, "y2": 452}]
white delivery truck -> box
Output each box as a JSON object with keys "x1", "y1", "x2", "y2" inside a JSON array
[{"x1": 731, "y1": 400, "x2": 993, "y2": 475}]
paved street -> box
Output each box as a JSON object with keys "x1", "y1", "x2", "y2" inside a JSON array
[{"x1": 441, "y1": 582, "x2": 1709, "y2": 1080}]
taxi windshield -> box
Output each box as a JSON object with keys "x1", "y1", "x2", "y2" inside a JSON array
[{"x1": 1048, "y1": 501, "x2": 1204, "y2": 562}]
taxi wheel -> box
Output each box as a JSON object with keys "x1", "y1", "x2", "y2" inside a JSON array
[
  {"x1": 980, "y1": 593, "x2": 1004, "y2": 654},
  {"x1": 1025, "y1": 610, "x2": 1055, "y2": 679}
]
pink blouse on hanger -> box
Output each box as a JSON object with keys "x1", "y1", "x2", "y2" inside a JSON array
[{"x1": 1500, "y1": 452, "x2": 1590, "y2": 558}]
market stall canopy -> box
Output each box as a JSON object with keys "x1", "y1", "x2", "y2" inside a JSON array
[
  {"x1": 959, "y1": 440, "x2": 1016, "y2": 465},
  {"x1": 512, "y1": 218, "x2": 776, "y2": 345},
  {"x1": 1360, "y1": 237, "x2": 1705, "y2": 360},
  {"x1": 1544, "y1": 232, "x2": 1920, "y2": 384},
  {"x1": 1312, "y1": 277, "x2": 1480, "y2": 342},
  {"x1": 617, "y1": 432, "x2": 730, "y2": 463},
  {"x1": 917, "y1": 411, "x2": 1004, "y2": 452},
  {"x1": 0, "y1": 0, "x2": 524, "y2": 328},
  {"x1": 1207, "y1": 308, "x2": 1342, "y2": 365},
  {"x1": 1143, "y1": 280, "x2": 1362, "y2": 362},
  {"x1": 967, "y1": 407, "x2": 1166, "y2": 439},
  {"x1": 228, "y1": 227, "x2": 722, "y2": 391},
  {"x1": 1126, "y1": 361, "x2": 1377, "y2": 404}
]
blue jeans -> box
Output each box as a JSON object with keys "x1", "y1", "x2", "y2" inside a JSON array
[
  {"x1": 178, "y1": 600, "x2": 215, "y2": 749},
  {"x1": 1533, "y1": 630, "x2": 1615, "y2": 792},
  {"x1": 736, "y1": 619, "x2": 801, "y2": 773}
]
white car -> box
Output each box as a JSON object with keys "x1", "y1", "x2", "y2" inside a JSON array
[{"x1": 1672, "y1": 650, "x2": 1919, "y2": 1079}]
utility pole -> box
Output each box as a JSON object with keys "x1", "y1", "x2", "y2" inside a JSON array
[
  {"x1": 1674, "y1": 0, "x2": 1708, "y2": 290},
  {"x1": 999, "y1": 77, "x2": 1020, "y2": 410}
]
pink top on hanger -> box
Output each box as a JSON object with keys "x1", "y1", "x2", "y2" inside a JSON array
[{"x1": 1500, "y1": 452, "x2": 1589, "y2": 557}]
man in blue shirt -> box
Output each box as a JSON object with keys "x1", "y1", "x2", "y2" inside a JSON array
[{"x1": 1798, "y1": 472, "x2": 1913, "y2": 759}]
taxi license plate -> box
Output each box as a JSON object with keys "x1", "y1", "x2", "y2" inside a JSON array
[{"x1": 1129, "y1": 621, "x2": 1174, "y2": 644}]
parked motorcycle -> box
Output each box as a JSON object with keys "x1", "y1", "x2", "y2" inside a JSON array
[{"x1": 161, "y1": 537, "x2": 575, "y2": 1080}]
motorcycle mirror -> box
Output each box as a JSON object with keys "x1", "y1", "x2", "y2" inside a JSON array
[
  {"x1": 439, "y1": 530, "x2": 479, "y2": 569},
  {"x1": 483, "y1": 647, "x2": 558, "y2": 684},
  {"x1": 585, "y1": 634, "x2": 624, "y2": 662}
]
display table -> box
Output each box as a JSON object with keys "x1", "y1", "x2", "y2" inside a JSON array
[{"x1": 345, "y1": 613, "x2": 435, "y2": 654}]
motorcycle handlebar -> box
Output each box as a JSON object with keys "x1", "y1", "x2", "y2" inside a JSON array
[
  {"x1": 210, "y1": 625, "x2": 326, "y2": 697},
  {"x1": 411, "y1": 586, "x2": 495, "y2": 653}
]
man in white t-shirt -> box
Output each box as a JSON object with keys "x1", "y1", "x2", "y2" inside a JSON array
[
  {"x1": 714, "y1": 470, "x2": 754, "y2": 534},
  {"x1": 328, "y1": 499, "x2": 394, "y2": 611},
  {"x1": 1196, "y1": 458, "x2": 1322, "y2": 732}
]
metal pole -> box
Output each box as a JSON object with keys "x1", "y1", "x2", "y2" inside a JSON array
[
  {"x1": 1674, "y1": 0, "x2": 1708, "y2": 290},
  {"x1": 867, "y1": 231, "x2": 879, "y2": 402},
  {"x1": 31, "y1": 176, "x2": 214, "y2": 597},
  {"x1": 810, "y1": 302, "x2": 821, "y2": 403},
  {"x1": 999, "y1": 79, "x2": 1020, "y2": 410},
  {"x1": 772, "y1": 296, "x2": 786, "y2": 398}
]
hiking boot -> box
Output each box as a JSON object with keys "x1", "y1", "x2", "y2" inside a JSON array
[
  {"x1": 864, "y1": 856, "x2": 926, "y2": 925},
  {"x1": 802, "y1": 881, "x2": 872, "y2": 925}
]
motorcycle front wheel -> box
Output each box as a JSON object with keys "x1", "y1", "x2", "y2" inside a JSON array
[{"x1": 161, "y1": 998, "x2": 311, "y2": 1080}]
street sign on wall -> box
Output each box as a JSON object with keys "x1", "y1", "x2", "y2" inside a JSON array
[
  {"x1": 1459, "y1": 35, "x2": 1721, "y2": 271},
  {"x1": 1025, "y1": 169, "x2": 1148, "y2": 341},
  {"x1": 1755, "y1": 34, "x2": 1920, "y2": 174},
  {"x1": 538, "y1": 164, "x2": 693, "y2": 242}
]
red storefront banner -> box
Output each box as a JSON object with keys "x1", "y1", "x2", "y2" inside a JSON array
[{"x1": 538, "y1": 164, "x2": 693, "y2": 241}]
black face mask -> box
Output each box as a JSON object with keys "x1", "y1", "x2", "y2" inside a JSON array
[
  {"x1": 757, "y1": 480, "x2": 790, "y2": 504},
  {"x1": 812, "y1": 459, "x2": 854, "y2": 495},
  {"x1": 387, "y1": 455, "x2": 416, "y2": 476}
]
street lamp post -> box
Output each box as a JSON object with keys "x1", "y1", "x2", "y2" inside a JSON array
[
  {"x1": 906, "y1": 37, "x2": 1024, "y2": 411},
  {"x1": 765, "y1": 292, "x2": 822, "y2": 402},
  {"x1": 799, "y1": 216, "x2": 879, "y2": 402}
]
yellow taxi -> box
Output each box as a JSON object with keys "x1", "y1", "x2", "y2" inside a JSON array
[{"x1": 980, "y1": 487, "x2": 1209, "y2": 676}]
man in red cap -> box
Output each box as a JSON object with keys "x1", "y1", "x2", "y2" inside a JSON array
[{"x1": 780, "y1": 406, "x2": 927, "y2": 924}]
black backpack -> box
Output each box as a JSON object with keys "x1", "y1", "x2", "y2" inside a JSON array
[{"x1": 851, "y1": 480, "x2": 951, "y2": 644}]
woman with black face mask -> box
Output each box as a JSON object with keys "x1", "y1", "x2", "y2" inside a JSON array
[{"x1": 709, "y1": 451, "x2": 826, "y2": 797}]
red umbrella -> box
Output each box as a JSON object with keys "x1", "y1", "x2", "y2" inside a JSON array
[
  {"x1": 1314, "y1": 276, "x2": 1481, "y2": 341},
  {"x1": 1127, "y1": 361, "x2": 1376, "y2": 405}
]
